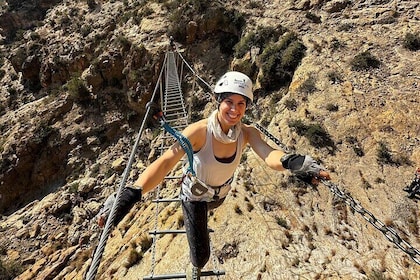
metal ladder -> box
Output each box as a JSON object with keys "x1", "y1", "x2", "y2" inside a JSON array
[
  {"x1": 143, "y1": 51, "x2": 225, "y2": 279},
  {"x1": 158, "y1": 51, "x2": 189, "y2": 150}
]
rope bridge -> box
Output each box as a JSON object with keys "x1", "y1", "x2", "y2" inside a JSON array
[{"x1": 85, "y1": 38, "x2": 420, "y2": 280}]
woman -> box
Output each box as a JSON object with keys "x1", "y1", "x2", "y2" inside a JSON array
[{"x1": 99, "y1": 71, "x2": 330, "y2": 279}]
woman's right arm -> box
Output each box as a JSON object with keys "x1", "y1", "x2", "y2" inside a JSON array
[
  {"x1": 133, "y1": 120, "x2": 207, "y2": 193},
  {"x1": 133, "y1": 142, "x2": 186, "y2": 193}
]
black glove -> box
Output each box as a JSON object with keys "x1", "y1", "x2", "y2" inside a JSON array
[
  {"x1": 97, "y1": 186, "x2": 142, "y2": 227},
  {"x1": 281, "y1": 154, "x2": 323, "y2": 184}
]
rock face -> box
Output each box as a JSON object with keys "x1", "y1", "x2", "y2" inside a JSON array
[
  {"x1": 0, "y1": 0, "x2": 419, "y2": 279},
  {"x1": 0, "y1": 0, "x2": 62, "y2": 40}
]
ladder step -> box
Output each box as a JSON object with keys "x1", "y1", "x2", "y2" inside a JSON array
[
  {"x1": 165, "y1": 113, "x2": 188, "y2": 118},
  {"x1": 143, "y1": 269, "x2": 225, "y2": 279},
  {"x1": 149, "y1": 230, "x2": 186, "y2": 235},
  {"x1": 164, "y1": 175, "x2": 183, "y2": 179},
  {"x1": 152, "y1": 198, "x2": 181, "y2": 203},
  {"x1": 165, "y1": 107, "x2": 186, "y2": 113},
  {"x1": 149, "y1": 229, "x2": 214, "y2": 235}
]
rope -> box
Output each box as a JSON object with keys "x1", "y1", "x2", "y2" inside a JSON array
[
  {"x1": 84, "y1": 52, "x2": 168, "y2": 280},
  {"x1": 85, "y1": 104, "x2": 154, "y2": 280},
  {"x1": 160, "y1": 120, "x2": 195, "y2": 176}
]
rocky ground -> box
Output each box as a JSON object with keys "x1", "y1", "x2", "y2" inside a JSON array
[{"x1": 0, "y1": 0, "x2": 419, "y2": 279}]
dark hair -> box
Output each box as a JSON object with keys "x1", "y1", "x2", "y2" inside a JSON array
[{"x1": 215, "y1": 92, "x2": 251, "y2": 106}]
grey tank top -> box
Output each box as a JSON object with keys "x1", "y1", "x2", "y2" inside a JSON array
[{"x1": 187, "y1": 122, "x2": 245, "y2": 187}]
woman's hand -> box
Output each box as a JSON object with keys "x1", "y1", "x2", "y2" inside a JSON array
[
  {"x1": 310, "y1": 170, "x2": 331, "y2": 185},
  {"x1": 281, "y1": 154, "x2": 331, "y2": 185}
]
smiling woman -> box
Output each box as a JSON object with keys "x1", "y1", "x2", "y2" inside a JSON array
[{"x1": 99, "y1": 70, "x2": 330, "y2": 279}]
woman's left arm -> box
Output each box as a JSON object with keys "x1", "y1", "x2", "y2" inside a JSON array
[
  {"x1": 244, "y1": 124, "x2": 287, "y2": 171},
  {"x1": 244, "y1": 124, "x2": 331, "y2": 183}
]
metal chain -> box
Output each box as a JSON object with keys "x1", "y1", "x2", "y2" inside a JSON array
[
  {"x1": 322, "y1": 179, "x2": 420, "y2": 265},
  {"x1": 253, "y1": 122, "x2": 293, "y2": 154},
  {"x1": 253, "y1": 121, "x2": 420, "y2": 265}
]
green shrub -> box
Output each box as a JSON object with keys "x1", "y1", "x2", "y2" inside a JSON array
[
  {"x1": 305, "y1": 12, "x2": 321, "y2": 23},
  {"x1": 234, "y1": 25, "x2": 286, "y2": 58},
  {"x1": 325, "y1": 103, "x2": 338, "y2": 112},
  {"x1": 65, "y1": 74, "x2": 90, "y2": 102},
  {"x1": 345, "y1": 136, "x2": 364, "y2": 157},
  {"x1": 305, "y1": 123, "x2": 334, "y2": 149},
  {"x1": 87, "y1": 0, "x2": 96, "y2": 10},
  {"x1": 330, "y1": 38, "x2": 344, "y2": 50},
  {"x1": 367, "y1": 269, "x2": 387, "y2": 280},
  {"x1": 234, "y1": 204, "x2": 242, "y2": 215},
  {"x1": 288, "y1": 120, "x2": 335, "y2": 151},
  {"x1": 0, "y1": 259, "x2": 23, "y2": 280},
  {"x1": 288, "y1": 119, "x2": 307, "y2": 135},
  {"x1": 327, "y1": 70, "x2": 343, "y2": 84},
  {"x1": 337, "y1": 23, "x2": 353, "y2": 32},
  {"x1": 284, "y1": 98, "x2": 298, "y2": 111},
  {"x1": 33, "y1": 125, "x2": 57, "y2": 145},
  {"x1": 219, "y1": 32, "x2": 239, "y2": 55},
  {"x1": 403, "y1": 32, "x2": 420, "y2": 51},
  {"x1": 139, "y1": 6, "x2": 154, "y2": 18},
  {"x1": 281, "y1": 40, "x2": 306, "y2": 71},
  {"x1": 247, "y1": 1, "x2": 263, "y2": 9},
  {"x1": 258, "y1": 33, "x2": 306, "y2": 91},
  {"x1": 376, "y1": 141, "x2": 394, "y2": 165},
  {"x1": 259, "y1": 43, "x2": 291, "y2": 90},
  {"x1": 168, "y1": 5, "x2": 244, "y2": 44},
  {"x1": 276, "y1": 216, "x2": 290, "y2": 229},
  {"x1": 298, "y1": 75, "x2": 317, "y2": 94},
  {"x1": 350, "y1": 51, "x2": 381, "y2": 71}
]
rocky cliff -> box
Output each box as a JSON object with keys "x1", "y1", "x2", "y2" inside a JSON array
[{"x1": 0, "y1": 0, "x2": 419, "y2": 279}]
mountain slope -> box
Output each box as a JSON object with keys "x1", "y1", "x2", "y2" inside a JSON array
[{"x1": 0, "y1": 0, "x2": 419, "y2": 279}]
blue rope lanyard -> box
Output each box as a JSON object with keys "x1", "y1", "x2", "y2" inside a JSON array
[{"x1": 157, "y1": 115, "x2": 196, "y2": 177}]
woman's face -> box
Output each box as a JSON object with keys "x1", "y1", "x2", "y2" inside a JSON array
[{"x1": 217, "y1": 94, "x2": 247, "y2": 127}]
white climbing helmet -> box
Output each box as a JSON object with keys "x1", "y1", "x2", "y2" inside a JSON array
[{"x1": 214, "y1": 71, "x2": 253, "y2": 103}]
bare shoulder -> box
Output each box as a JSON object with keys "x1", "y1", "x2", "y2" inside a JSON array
[
  {"x1": 241, "y1": 123, "x2": 262, "y2": 145},
  {"x1": 183, "y1": 119, "x2": 207, "y2": 134},
  {"x1": 182, "y1": 118, "x2": 208, "y2": 150}
]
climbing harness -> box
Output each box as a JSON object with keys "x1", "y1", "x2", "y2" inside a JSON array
[{"x1": 252, "y1": 121, "x2": 420, "y2": 265}]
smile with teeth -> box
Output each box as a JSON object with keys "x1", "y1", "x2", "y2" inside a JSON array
[{"x1": 226, "y1": 112, "x2": 239, "y2": 120}]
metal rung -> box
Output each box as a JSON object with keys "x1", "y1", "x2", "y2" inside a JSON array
[
  {"x1": 164, "y1": 99, "x2": 181, "y2": 103},
  {"x1": 165, "y1": 91, "x2": 181, "y2": 95},
  {"x1": 165, "y1": 107, "x2": 186, "y2": 113},
  {"x1": 165, "y1": 95, "x2": 182, "y2": 100},
  {"x1": 152, "y1": 198, "x2": 181, "y2": 203},
  {"x1": 164, "y1": 175, "x2": 183, "y2": 179},
  {"x1": 143, "y1": 270, "x2": 225, "y2": 280},
  {"x1": 149, "y1": 230, "x2": 186, "y2": 235},
  {"x1": 150, "y1": 229, "x2": 214, "y2": 235},
  {"x1": 164, "y1": 103, "x2": 183, "y2": 108},
  {"x1": 165, "y1": 113, "x2": 188, "y2": 118}
]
